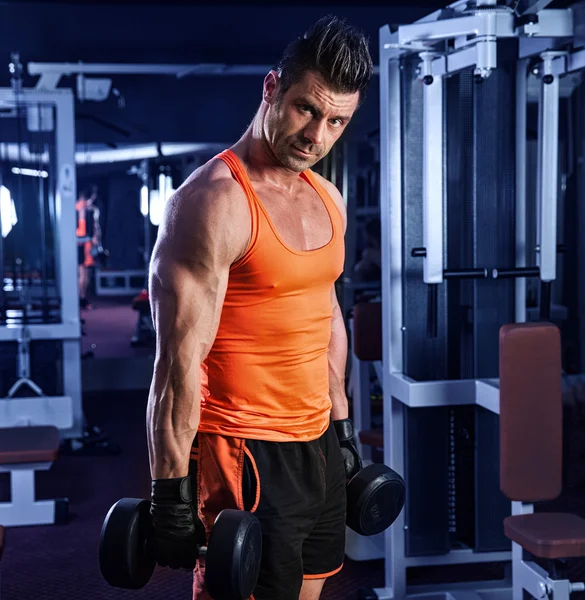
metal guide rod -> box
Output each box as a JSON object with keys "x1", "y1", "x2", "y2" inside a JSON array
[
  {"x1": 0, "y1": 170, "x2": 4, "y2": 320},
  {"x1": 537, "y1": 51, "x2": 564, "y2": 283},
  {"x1": 516, "y1": 59, "x2": 528, "y2": 323},
  {"x1": 421, "y1": 53, "x2": 444, "y2": 285},
  {"x1": 28, "y1": 62, "x2": 274, "y2": 76}
]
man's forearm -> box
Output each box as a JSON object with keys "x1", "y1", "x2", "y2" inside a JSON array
[
  {"x1": 147, "y1": 356, "x2": 201, "y2": 479},
  {"x1": 328, "y1": 305, "x2": 349, "y2": 420}
]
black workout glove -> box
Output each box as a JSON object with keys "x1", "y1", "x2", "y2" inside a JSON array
[
  {"x1": 150, "y1": 476, "x2": 200, "y2": 570},
  {"x1": 333, "y1": 418, "x2": 363, "y2": 481}
]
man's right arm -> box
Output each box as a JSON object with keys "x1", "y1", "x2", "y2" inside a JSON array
[{"x1": 147, "y1": 176, "x2": 249, "y2": 480}]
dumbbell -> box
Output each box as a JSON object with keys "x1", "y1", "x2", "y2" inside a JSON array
[
  {"x1": 346, "y1": 464, "x2": 406, "y2": 536},
  {"x1": 99, "y1": 498, "x2": 262, "y2": 600}
]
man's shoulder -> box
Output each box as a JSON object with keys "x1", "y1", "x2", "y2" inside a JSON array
[
  {"x1": 173, "y1": 156, "x2": 247, "y2": 217},
  {"x1": 309, "y1": 170, "x2": 346, "y2": 225},
  {"x1": 186, "y1": 152, "x2": 243, "y2": 188},
  {"x1": 158, "y1": 155, "x2": 251, "y2": 259},
  {"x1": 310, "y1": 171, "x2": 341, "y2": 200},
  {"x1": 155, "y1": 155, "x2": 251, "y2": 262}
]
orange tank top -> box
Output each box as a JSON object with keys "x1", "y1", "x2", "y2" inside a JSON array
[
  {"x1": 76, "y1": 200, "x2": 86, "y2": 238},
  {"x1": 198, "y1": 150, "x2": 345, "y2": 442}
]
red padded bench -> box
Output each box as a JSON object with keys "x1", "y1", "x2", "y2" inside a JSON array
[
  {"x1": 0, "y1": 426, "x2": 68, "y2": 527},
  {"x1": 351, "y1": 301, "x2": 383, "y2": 463},
  {"x1": 359, "y1": 429, "x2": 384, "y2": 449},
  {"x1": 500, "y1": 323, "x2": 585, "y2": 599}
]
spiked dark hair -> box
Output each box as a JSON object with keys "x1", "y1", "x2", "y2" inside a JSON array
[{"x1": 275, "y1": 15, "x2": 373, "y2": 103}]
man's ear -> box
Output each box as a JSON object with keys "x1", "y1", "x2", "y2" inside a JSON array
[{"x1": 263, "y1": 70, "x2": 280, "y2": 104}]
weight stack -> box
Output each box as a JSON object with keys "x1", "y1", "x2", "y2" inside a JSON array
[
  {"x1": 401, "y1": 54, "x2": 451, "y2": 556},
  {"x1": 446, "y1": 49, "x2": 517, "y2": 552},
  {"x1": 400, "y1": 43, "x2": 517, "y2": 555}
]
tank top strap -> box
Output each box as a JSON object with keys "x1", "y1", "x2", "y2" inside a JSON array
[
  {"x1": 216, "y1": 149, "x2": 260, "y2": 266},
  {"x1": 217, "y1": 150, "x2": 259, "y2": 202},
  {"x1": 301, "y1": 169, "x2": 345, "y2": 234}
]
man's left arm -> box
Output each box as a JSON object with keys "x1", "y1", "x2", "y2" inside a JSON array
[
  {"x1": 92, "y1": 208, "x2": 101, "y2": 245},
  {"x1": 329, "y1": 282, "x2": 363, "y2": 480},
  {"x1": 328, "y1": 285, "x2": 349, "y2": 420},
  {"x1": 319, "y1": 173, "x2": 363, "y2": 479}
]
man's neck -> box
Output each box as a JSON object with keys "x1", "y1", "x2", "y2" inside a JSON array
[{"x1": 232, "y1": 110, "x2": 303, "y2": 193}]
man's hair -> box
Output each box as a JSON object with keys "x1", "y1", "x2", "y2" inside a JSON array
[
  {"x1": 275, "y1": 15, "x2": 373, "y2": 103},
  {"x1": 79, "y1": 186, "x2": 96, "y2": 202}
]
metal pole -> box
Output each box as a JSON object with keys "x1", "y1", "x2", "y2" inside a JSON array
[
  {"x1": 47, "y1": 129, "x2": 58, "y2": 316},
  {"x1": 515, "y1": 59, "x2": 528, "y2": 323},
  {"x1": 28, "y1": 62, "x2": 275, "y2": 77},
  {"x1": 341, "y1": 140, "x2": 356, "y2": 318},
  {"x1": 443, "y1": 268, "x2": 489, "y2": 279},
  {"x1": 140, "y1": 159, "x2": 151, "y2": 276},
  {"x1": 341, "y1": 141, "x2": 349, "y2": 206},
  {"x1": 37, "y1": 103, "x2": 49, "y2": 321},
  {"x1": 421, "y1": 55, "x2": 444, "y2": 286},
  {"x1": 380, "y1": 24, "x2": 407, "y2": 596},
  {"x1": 54, "y1": 90, "x2": 84, "y2": 439},
  {"x1": 0, "y1": 169, "x2": 4, "y2": 324},
  {"x1": 536, "y1": 52, "x2": 562, "y2": 285},
  {"x1": 330, "y1": 144, "x2": 337, "y2": 189},
  {"x1": 144, "y1": 212, "x2": 151, "y2": 272},
  {"x1": 420, "y1": 54, "x2": 444, "y2": 343},
  {"x1": 15, "y1": 115, "x2": 26, "y2": 320}
]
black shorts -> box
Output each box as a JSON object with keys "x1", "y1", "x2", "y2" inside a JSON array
[
  {"x1": 77, "y1": 243, "x2": 85, "y2": 266},
  {"x1": 191, "y1": 421, "x2": 347, "y2": 600}
]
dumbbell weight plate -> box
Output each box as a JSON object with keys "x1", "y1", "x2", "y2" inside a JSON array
[
  {"x1": 99, "y1": 498, "x2": 155, "y2": 589},
  {"x1": 205, "y1": 509, "x2": 262, "y2": 600},
  {"x1": 347, "y1": 464, "x2": 406, "y2": 537}
]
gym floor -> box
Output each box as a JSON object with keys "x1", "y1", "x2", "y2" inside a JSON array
[
  {"x1": 0, "y1": 389, "x2": 385, "y2": 600},
  {"x1": 3, "y1": 298, "x2": 585, "y2": 599},
  {"x1": 80, "y1": 296, "x2": 155, "y2": 360}
]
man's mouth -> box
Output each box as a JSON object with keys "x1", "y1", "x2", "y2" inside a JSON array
[{"x1": 292, "y1": 145, "x2": 313, "y2": 157}]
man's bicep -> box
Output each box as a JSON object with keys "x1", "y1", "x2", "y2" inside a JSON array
[
  {"x1": 150, "y1": 260, "x2": 227, "y2": 360},
  {"x1": 150, "y1": 243, "x2": 229, "y2": 364},
  {"x1": 330, "y1": 284, "x2": 340, "y2": 311},
  {"x1": 149, "y1": 183, "x2": 243, "y2": 360}
]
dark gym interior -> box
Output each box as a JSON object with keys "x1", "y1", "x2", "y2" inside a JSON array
[{"x1": 1, "y1": 1, "x2": 585, "y2": 599}]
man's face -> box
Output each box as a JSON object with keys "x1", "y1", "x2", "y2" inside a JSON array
[
  {"x1": 263, "y1": 70, "x2": 360, "y2": 173},
  {"x1": 84, "y1": 190, "x2": 97, "y2": 206}
]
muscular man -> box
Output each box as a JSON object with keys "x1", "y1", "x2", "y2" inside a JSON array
[
  {"x1": 147, "y1": 16, "x2": 373, "y2": 600},
  {"x1": 76, "y1": 186, "x2": 100, "y2": 308}
]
